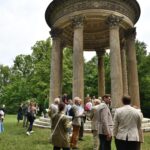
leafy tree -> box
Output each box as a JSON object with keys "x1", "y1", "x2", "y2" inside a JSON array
[
  {"x1": 135, "y1": 40, "x2": 150, "y2": 117},
  {"x1": 0, "y1": 65, "x2": 11, "y2": 88},
  {"x1": 84, "y1": 56, "x2": 98, "y2": 97},
  {"x1": 104, "y1": 53, "x2": 111, "y2": 94},
  {"x1": 62, "y1": 48, "x2": 73, "y2": 98},
  {"x1": 30, "y1": 38, "x2": 51, "y2": 106}
]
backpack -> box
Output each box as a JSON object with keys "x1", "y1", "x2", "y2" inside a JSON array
[{"x1": 68, "y1": 107, "x2": 75, "y2": 119}]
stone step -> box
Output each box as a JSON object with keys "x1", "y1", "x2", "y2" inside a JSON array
[
  {"x1": 34, "y1": 119, "x2": 51, "y2": 126},
  {"x1": 142, "y1": 118, "x2": 150, "y2": 123},
  {"x1": 142, "y1": 123, "x2": 150, "y2": 128},
  {"x1": 143, "y1": 127, "x2": 150, "y2": 132},
  {"x1": 34, "y1": 117, "x2": 150, "y2": 132},
  {"x1": 39, "y1": 116, "x2": 72, "y2": 122},
  {"x1": 39, "y1": 117, "x2": 50, "y2": 123},
  {"x1": 33, "y1": 123, "x2": 51, "y2": 129}
]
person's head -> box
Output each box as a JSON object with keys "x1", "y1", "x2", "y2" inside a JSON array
[
  {"x1": 68, "y1": 99, "x2": 73, "y2": 105},
  {"x1": 58, "y1": 102, "x2": 65, "y2": 112},
  {"x1": 30, "y1": 101, "x2": 35, "y2": 107},
  {"x1": 73, "y1": 97, "x2": 80, "y2": 105},
  {"x1": 78, "y1": 99, "x2": 83, "y2": 105},
  {"x1": 93, "y1": 99, "x2": 101, "y2": 106},
  {"x1": 54, "y1": 98, "x2": 60, "y2": 105},
  {"x1": 102, "y1": 94, "x2": 110, "y2": 104},
  {"x1": 122, "y1": 96, "x2": 131, "y2": 105}
]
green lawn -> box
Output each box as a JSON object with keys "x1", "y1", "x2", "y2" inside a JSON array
[{"x1": 0, "y1": 115, "x2": 150, "y2": 150}]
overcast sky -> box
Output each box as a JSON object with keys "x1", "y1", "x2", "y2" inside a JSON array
[{"x1": 0, "y1": 0, "x2": 149, "y2": 67}]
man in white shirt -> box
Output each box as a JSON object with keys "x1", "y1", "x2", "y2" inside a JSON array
[{"x1": 113, "y1": 96, "x2": 143, "y2": 150}]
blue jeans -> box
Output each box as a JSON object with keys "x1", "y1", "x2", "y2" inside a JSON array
[
  {"x1": 53, "y1": 146, "x2": 70, "y2": 150},
  {"x1": 27, "y1": 117, "x2": 34, "y2": 132},
  {"x1": 0, "y1": 121, "x2": 4, "y2": 133},
  {"x1": 99, "y1": 134, "x2": 111, "y2": 150}
]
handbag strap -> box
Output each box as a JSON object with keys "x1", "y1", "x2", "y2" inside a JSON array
[{"x1": 51, "y1": 114, "x2": 64, "y2": 136}]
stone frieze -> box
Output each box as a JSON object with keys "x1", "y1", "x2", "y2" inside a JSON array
[{"x1": 45, "y1": 0, "x2": 140, "y2": 27}]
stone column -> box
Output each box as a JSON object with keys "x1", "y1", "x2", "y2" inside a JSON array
[
  {"x1": 126, "y1": 28, "x2": 140, "y2": 107},
  {"x1": 49, "y1": 28, "x2": 63, "y2": 104},
  {"x1": 120, "y1": 42, "x2": 128, "y2": 95},
  {"x1": 72, "y1": 16, "x2": 85, "y2": 100},
  {"x1": 96, "y1": 50, "x2": 105, "y2": 97},
  {"x1": 59, "y1": 41, "x2": 66, "y2": 99},
  {"x1": 107, "y1": 15, "x2": 123, "y2": 108}
]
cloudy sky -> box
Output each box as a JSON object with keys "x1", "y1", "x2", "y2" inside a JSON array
[{"x1": 0, "y1": 0, "x2": 149, "y2": 67}]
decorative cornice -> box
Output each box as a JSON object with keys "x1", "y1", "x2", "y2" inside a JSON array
[
  {"x1": 45, "y1": 0, "x2": 141, "y2": 28},
  {"x1": 106, "y1": 15, "x2": 124, "y2": 27},
  {"x1": 71, "y1": 15, "x2": 85, "y2": 29},
  {"x1": 50, "y1": 28, "x2": 62, "y2": 38}
]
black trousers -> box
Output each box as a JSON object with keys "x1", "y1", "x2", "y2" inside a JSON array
[
  {"x1": 53, "y1": 146, "x2": 70, "y2": 150},
  {"x1": 115, "y1": 139, "x2": 139, "y2": 150},
  {"x1": 99, "y1": 134, "x2": 111, "y2": 150},
  {"x1": 79, "y1": 121, "x2": 84, "y2": 139}
]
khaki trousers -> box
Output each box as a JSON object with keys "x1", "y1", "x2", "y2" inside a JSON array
[{"x1": 92, "y1": 130, "x2": 99, "y2": 150}]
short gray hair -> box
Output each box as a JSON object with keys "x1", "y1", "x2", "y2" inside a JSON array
[{"x1": 54, "y1": 98, "x2": 60, "y2": 104}]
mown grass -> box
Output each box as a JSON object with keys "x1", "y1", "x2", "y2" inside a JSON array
[{"x1": 0, "y1": 115, "x2": 150, "y2": 150}]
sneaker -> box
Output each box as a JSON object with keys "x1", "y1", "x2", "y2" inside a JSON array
[
  {"x1": 26, "y1": 131, "x2": 30, "y2": 135},
  {"x1": 30, "y1": 131, "x2": 34, "y2": 134}
]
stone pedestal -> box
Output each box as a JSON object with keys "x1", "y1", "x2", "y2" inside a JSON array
[
  {"x1": 49, "y1": 28, "x2": 63, "y2": 104},
  {"x1": 72, "y1": 16, "x2": 84, "y2": 100},
  {"x1": 97, "y1": 50, "x2": 105, "y2": 97},
  {"x1": 126, "y1": 28, "x2": 140, "y2": 107},
  {"x1": 107, "y1": 15, "x2": 123, "y2": 108}
]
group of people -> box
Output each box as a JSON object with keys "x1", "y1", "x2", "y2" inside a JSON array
[
  {"x1": 17, "y1": 101, "x2": 38, "y2": 135},
  {"x1": 48, "y1": 94, "x2": 143, "y2": 150}
]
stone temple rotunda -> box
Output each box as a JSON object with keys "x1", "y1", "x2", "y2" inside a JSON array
[{"x1": 45, "y1": 0, "x2": 141, "y2": 109}]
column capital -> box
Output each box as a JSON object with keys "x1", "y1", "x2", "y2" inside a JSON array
[
  {"x1": 125, "y1": 27, "x2": 136, "y2": 40},
  {"x1": 96, "y1": 50, "x2": 105, "y2": 57},
  {"x1": 106, "y1": 15, "x2": 123, "y2": 27},
  {"x1": 71, "y1": 15, "x2": 85, "y2": 29},
  {"x1": 50, "y1": 28, "x2": 63, "y2": 39}
]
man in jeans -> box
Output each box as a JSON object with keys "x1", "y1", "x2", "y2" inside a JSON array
[{"x1": 97, "y1": 95, "x2": 113, "y2": 150}]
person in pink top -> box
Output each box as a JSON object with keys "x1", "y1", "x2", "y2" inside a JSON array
[{"x1": 26, "y1": 102, "x2": 36, "y2": 135}]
